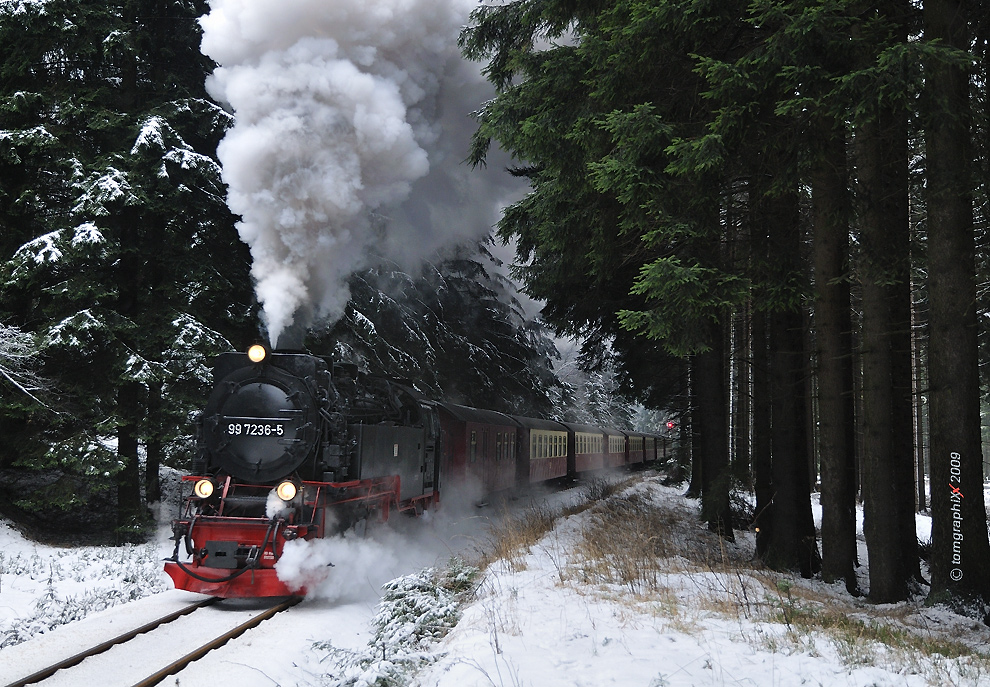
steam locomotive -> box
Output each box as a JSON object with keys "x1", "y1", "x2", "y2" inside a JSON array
[{"x1": 164, "y1": 345, "x2": 666, "y2": 597}]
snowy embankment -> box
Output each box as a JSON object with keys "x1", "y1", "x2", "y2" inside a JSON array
[{"x1": 3, "y1": 473, "x2": 990, "y2": 687}]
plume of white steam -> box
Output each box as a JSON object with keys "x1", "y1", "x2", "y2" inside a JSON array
[
  {"x1": 275, "y1": 534, "x2": 398, "y2": 600},
  {"x1": 200, "y1": 0, "x2": 519, "y2": 346},
  {"x1": 274, "y1": 503, "x2": 486, "y2": 601}
]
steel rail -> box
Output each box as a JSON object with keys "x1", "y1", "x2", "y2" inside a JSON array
[
  {"x1": 131, "y1": 596, "x2": 302, "y2": 687},
  {"x1": 3, "y1": 597, "x2": 218, "y2": 687}
]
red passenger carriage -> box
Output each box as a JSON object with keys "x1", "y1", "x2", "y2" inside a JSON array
[
  {"x1": 437, "y1": 403, "x2": 519, "y2": 495},
  {"x1": 625, "y1": 431, "x2": 647, "y2": 465},
  {"x1": 512, "y1": 416, "x2": 570, "y2": 483}
]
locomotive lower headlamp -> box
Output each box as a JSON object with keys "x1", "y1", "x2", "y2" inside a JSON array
[
  {"x1": 247, "y1": 344, "x2": 267, "y2": 363},
  {"x1": 193, "y1": 479, "x2": 215, "y2": 499},
  {"x1": 276, "y1": 480, "x2": 298, "y2": 501}
]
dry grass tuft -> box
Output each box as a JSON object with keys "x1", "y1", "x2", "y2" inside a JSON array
[
  {"x1": 479, "y1": 503, "x2": 559, "y2": 571},
  {"x1": 575, "y1": 494, "x2": 681, "y2": 594}
]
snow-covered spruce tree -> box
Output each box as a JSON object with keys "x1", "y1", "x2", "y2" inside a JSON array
[
  {"x1": 0, "y1": 0, "x2": 254, "y2": 539},
  {"x1": 557, "y1": 360, "x2": 635, "y2": 430},
  {"x1": 312, "y1": 244, "x2": 564, "y2": 419}
]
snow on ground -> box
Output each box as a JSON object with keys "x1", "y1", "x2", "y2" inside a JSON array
[
  {"x1": 2, "y1": 472, "x2": 990, "y2": 687},
  {"x1": 414, "y1": 482, "x2": 988, "y2": 687}
]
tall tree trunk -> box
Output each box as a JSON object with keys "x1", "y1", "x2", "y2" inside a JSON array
[
  {"x1": 732, "y1": 305, "x2": 751, "y2": 484},
  {"x1": 116, "y1": 380, "x2": 144, "y2": 541},
  {"x1": 924, "y1": 0, "x2": 990, "y2": 605},
  {"x1": 884, "y1": 85, "x2": 921, "y2": 587},
  {"x1": 693, "y1": 326, "x2": 733, "y2": 539},
  {"x1": 762, "y1": 188, "x2": 821, "y2": 576},
  {"x1": 686, "y1": 366, "x2": 703, "y2": 499},
  {"x1": 912, "y1": 284, "x2": 928, "y2": 513},
  {"x1": 855, "y1": 0, "x2": 918, "y2": 602},
  {"x1": 858, "y1": 112, "x2": 908, "y2": 602},
  {"x1": 751, "y1": 243, "x2": 773, "y2": 560},
  {"x1": 113, "y1": 10, "x2": 146, "y2": 541},
  {"x1": 145, "y1": 381, "x2": 163, "y2": 504},
  {"x1": 812, "y1": 125, "x2": 858, "y2": 593}
]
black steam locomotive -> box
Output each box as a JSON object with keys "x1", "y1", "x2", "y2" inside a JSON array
[{"x1": 165, "y1": 345, "x2": 665, "y2": 597}]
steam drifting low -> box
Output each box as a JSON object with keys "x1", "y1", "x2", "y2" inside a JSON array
[{"x1": 200, "y1": 0, "x2": 512, "y2": 346}]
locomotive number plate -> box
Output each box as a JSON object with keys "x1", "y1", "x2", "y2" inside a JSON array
[{"x1": 224, "y1": 417, "x2": 287, "y2": 437}]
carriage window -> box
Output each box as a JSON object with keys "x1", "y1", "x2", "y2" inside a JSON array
[{"x1": 470, "y1": 430, "x2": 477, "y2": 463}]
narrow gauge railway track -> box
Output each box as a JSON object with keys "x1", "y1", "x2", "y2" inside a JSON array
[{"x1": 3, "y1": 597, "x2": 300, "y2": 687}]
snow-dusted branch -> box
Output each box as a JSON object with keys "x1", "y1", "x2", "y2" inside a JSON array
[{"x1": 0, "y1": 322, "x2": 55, "y2": 410}]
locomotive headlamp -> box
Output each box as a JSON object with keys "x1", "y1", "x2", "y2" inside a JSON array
[
  {"x1": 247, "y1": 345, "x2": 267, "y2": 363},
  {"x1": 193, "y1": 478, "x2": 215, "y2": 499},
  {"x1": 276, "y1": 480, "x2": 298, "y2": 502}
]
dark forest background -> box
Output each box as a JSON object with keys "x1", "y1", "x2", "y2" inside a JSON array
[{"x1": 2, "y1": 0, "x2": 990, "y2": 614}]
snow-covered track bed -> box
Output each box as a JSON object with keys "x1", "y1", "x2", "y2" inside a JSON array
[{"x1": 1, "y1": 592, "x2": 300, "y2": 687}]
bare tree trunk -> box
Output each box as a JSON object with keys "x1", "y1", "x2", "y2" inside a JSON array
[
  {"x1": 761, "y1": 186, "x2": 821, "y2": 576},
  {"x1": 116, "y1": 380, "x2": 144, "y2": 542},
  {"x1": 885, "y1": 95, "x2": 921, "y2": 587},
  {"x1": 686, "y1": 364, "x2": 703, "y2": 499},
  {"x1": 924, "y1": 0, "x2": 990, "y2": 605},
  {"x1": 145, "y1": 381, "x2": 163, "y2": 504},
  {"x1": 733, "y1": 305, "x2": 751, "y2": 484},
  {"x1": 751, "y1": 243, "x2": 773, "y2": 561},
  {"x1": 858, "y1": 111, "x2": 908, "y2": 602},
  {"x1": 693, "y1": 326, "x2": 733, "y2": 539},
  {"x1": 855, "y1": 0, "x2": 919, "y2": 601},
  {"x1": 912, "y1": 284, "x2": 928, "y2": 513},
  {"x1": 812, "y1": 125, "x2": 858, "y2": 593}
]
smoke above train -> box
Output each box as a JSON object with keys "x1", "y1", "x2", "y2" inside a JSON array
[{"x1": 199, "y1": 0, "x2": 520, "y2": 347}]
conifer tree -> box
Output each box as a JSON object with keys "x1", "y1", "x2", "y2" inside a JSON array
[
  {"x1": 313, "y1": 246, "x2": 565, "y2": 419},
  {"x1": 0, "y1": 0, "x2": 253, "y2": 537},
  {"x1": 461, "y1": 0, "x2": 746, "y2": 535}
]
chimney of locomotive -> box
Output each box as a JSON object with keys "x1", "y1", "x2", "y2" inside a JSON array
[{"x1": 273, "y1": 317, "x2": 308, "y2": 352}]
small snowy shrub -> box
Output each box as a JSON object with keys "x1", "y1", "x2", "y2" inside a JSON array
[
  {"x1": 0, "y1": 542, "x2": 167, "y2": 648},
  {"x1": 316, "y1": 558, "x2": 478, "y2": 687}
]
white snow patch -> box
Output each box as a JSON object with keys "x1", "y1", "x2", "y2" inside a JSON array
[{"x1": 70, "y1": 222, "x2": 103, "y2": 246}]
